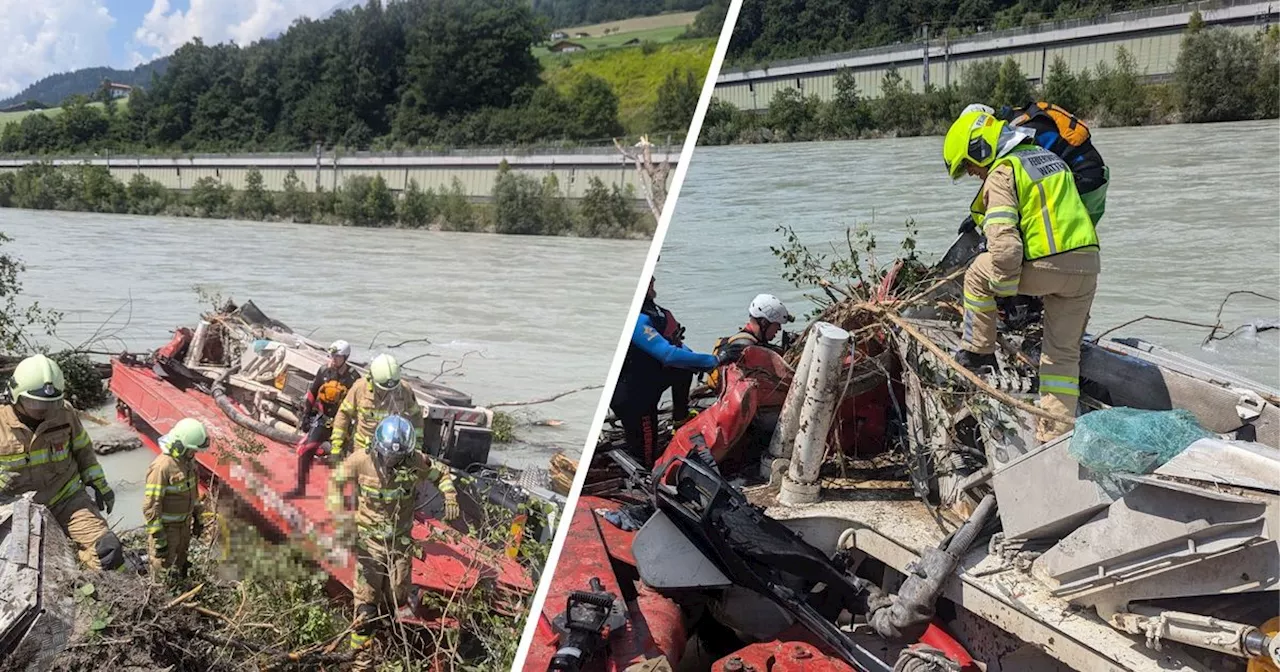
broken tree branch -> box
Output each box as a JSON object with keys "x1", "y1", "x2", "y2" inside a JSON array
[
  {"x1": 488, "y1": 385, "x2": 604, "y2": 408},
  {"x1": 877, "y1": 308, "x2": 1075, "y2": 427}
]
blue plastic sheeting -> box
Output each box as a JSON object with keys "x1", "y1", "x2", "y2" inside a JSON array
[{"x1": 1069, "y1": 408, "x2": 1214, "y2": 476}]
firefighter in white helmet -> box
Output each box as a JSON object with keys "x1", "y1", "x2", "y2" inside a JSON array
[
  {"x1": 286, "y1": 340, "x2": 358, "y2": 499},
  {"x1": 708, "y1": 294, "x2": 796, "y2": 388},
  {"x1": 0, "y1": 354, "x2": 124, "y2": 569},
  {"x1": 329, "y1": 354, "x2": 424, "y2": 460}
]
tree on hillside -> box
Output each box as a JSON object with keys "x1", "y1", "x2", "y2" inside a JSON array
[
  {"x1": 652, "y1": 69, "x2": 701, "y2": 132},
  {"x1": 570, "y1": 75, "x2": 623, "y2": 139},
  {"x1": 685, "y1": 0, "x2": 729, "y2": 38},
  {"x1": 398, "y1": 0, "x2": 541, "y2": 118}
]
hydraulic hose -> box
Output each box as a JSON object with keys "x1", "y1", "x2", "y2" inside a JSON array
[{"x1": 867, "y1": 494, "x2": 998, "y2": 643}]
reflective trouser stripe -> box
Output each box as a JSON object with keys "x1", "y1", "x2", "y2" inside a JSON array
[
  {"x1": 990, "y1": 277, "x2": 1020, "y2": 297},
  {"x1": 1040, "y1": 374, "x2": 1080, "y2": 397},
  {"x1": 160, "y1": 512, "x2": 191, "y2": 523},
  {"x1": 963, "y1": 292, "x2": 996, "y2": 313}
]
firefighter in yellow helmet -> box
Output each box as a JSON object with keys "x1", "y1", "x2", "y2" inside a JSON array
[
  {"x1": 143, "y1": 418, "x2": 208, "y2": 579},
  {"x1": 0, "y1": 354, "x2": 124, "y2": 569},
  {"x1": 328, "y1": 354, "x2": 424, "y2": 461},
  {"x1": 328, "y1": 414, "x2": 459, "y2": 666},
  {"x1": 942, "y1": 109, "x2": 1100, "y2": 442}
]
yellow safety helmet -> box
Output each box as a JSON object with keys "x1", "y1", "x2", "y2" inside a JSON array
[
  {"x1": 10, "y1": 354, "x2": 65, "y2": 402},
  {"x1": 942, "y1": 109, "x2": 1005, "y2": 180},
  {"x1": 369, "y1": 354, "x2": 400, "y2": 390},
  {"x1": 166, "y1": 418, "x2": 210, "y2": 456}
]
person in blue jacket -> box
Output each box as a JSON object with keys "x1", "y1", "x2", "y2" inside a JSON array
[{"x1": 611, "y1": 277, "x2": 735, "y2": 466}]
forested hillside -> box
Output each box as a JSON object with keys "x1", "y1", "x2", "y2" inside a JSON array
[
  {"x1": 728, "y1": 0, "x2": 1182, "y2": 63},
  {"x1": 0, "y1": 0, "x2": 711, "y2": 155},
  {"x1": 0, "y1": 60, "x2": 169, "y2": 109}
]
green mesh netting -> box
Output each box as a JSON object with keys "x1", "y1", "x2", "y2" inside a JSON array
[{"x1": 1069, "y1": 408, "x2": 1213, "y2": 476}]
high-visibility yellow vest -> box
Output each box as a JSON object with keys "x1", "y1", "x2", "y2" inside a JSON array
[{"x1": 969, "y1": 145, "x2": 1098, "y2": 260}]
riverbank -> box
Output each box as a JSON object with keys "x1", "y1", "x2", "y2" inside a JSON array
[
  {"x1": 0, "y1": 163, "x2": 654, "y2": 238},
  {"x1": 701, "y1": 22, "x2": 1279, "y2": 146}
]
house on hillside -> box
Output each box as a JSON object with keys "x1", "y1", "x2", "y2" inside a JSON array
[
  {"x1": 106, "y1": 82, "x2": 132, "y2": 99},
  {"x1": 550, "y1": 30, "x2": 568, "y2": 40},
  {"x1": 573, "y1": 32, "x2": 590, "y2": 38},
  {"x1": 548, "y1": 40, "x2": 587, "y2": 53}
]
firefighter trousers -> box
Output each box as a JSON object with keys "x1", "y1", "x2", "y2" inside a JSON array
[
  {"x1": 354, "y1": 538, "x2": 413, "y2": 612},
  {"x1": 50, "y1": 492, "x2": 113, "y2": 570},
  {"x1": 961, "y1": 253, "x2": 1097, "y2": 441},
  {"x1": 148, "y1": 521, "x2": 192, "y2": 577}
]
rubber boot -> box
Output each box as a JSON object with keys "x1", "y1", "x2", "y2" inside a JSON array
[
  {"x1": 284, "y1": 452, "x2": 312, "y2": 499},
  {"x1": 953, "y1": 350, "x2": 997, "y2": 374}
]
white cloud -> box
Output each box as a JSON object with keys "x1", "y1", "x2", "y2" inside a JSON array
[
  {"x1": 131, "y1": 0, "x2": 321, "y2": 62},
  {"x1": 0, "y1": 0, "x2": 116, "y2": 99}
]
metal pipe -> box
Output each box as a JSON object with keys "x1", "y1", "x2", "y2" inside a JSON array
[
  {"x1": 780, "y1": 322, "x2": 850, "y2": 505},
  {"x1": 185, "y1": 320, "x2": 210, "y2": 369},
  {"x1": 763, "y1": 325, "x2": 819, "y2": 477}
]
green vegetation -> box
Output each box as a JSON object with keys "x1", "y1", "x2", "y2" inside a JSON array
[
  {"x1": 0, "y1": 164, "x2": 651, "y2": 238},
  {"x1": 543, "y1": 40, "x2": 714, "y2": 135},
  {"x1": 702, "y1": 21, "x2": 1280, "y2": 145},
  {"x1": 729, "y1": 0, "x2": 1189, "y2": 64},
  {"x1": 532, "y1": 0, "x2": 707, "y2": 28},
  {"x1": 0, "y1": 0, "x2": 708, "y2": 156},
  {"x1": 1177, "y1": 21, "x2": 1280, "y2": 122}
]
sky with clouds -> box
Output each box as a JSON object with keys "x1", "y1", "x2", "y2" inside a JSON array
[{"x1": 0, "y1": 0, "x2": 333, "y2": 99}]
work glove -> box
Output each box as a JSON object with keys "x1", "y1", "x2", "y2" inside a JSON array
[
  {"x1": 298, "y1": 408, "x2": 314, "y2": 431},
  {"x1": 191, "y1": 513, "x2": 205, "y2": 539},
  {"x1": 442, "y1": 491, "x2": 460, "y2": 522},
  {"x1": 715, "y1": 347, "x2": 741, "y2": 368},
  {"x1": 957, "y1": 215, "x2": 977, "y2": 235},
  {"x1": 151, "y1": 530, "x2": 168, "y2": 559},
  {"x1": 94, "y1": 485, "x2": 115, "y2": 515}
]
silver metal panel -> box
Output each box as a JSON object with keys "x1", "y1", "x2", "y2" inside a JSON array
[{"x1": 633, "y1": 510, "x2": 732, "y2": 589}]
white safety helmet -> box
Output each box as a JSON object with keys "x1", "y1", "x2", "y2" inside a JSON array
[
  {"x1": 748, "y1": 294, "x2": 794, "y2": 326},
  {"x1": 961, "y1": 103, "x2": 995, "y2": 117},
  {"x1": 328, "y1": 340, "x2": 351, "y2": 358}
]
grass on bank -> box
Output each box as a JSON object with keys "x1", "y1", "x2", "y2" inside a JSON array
[
  {"x1": 0, "y1": 98, "x2": 129, "y2": 126},
  {"x1": 544, "y1": 40, "x2": 714, "y2": 135},
  {"x1": 553, "y1": 10, "x2": 700, "y2": 37}
]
